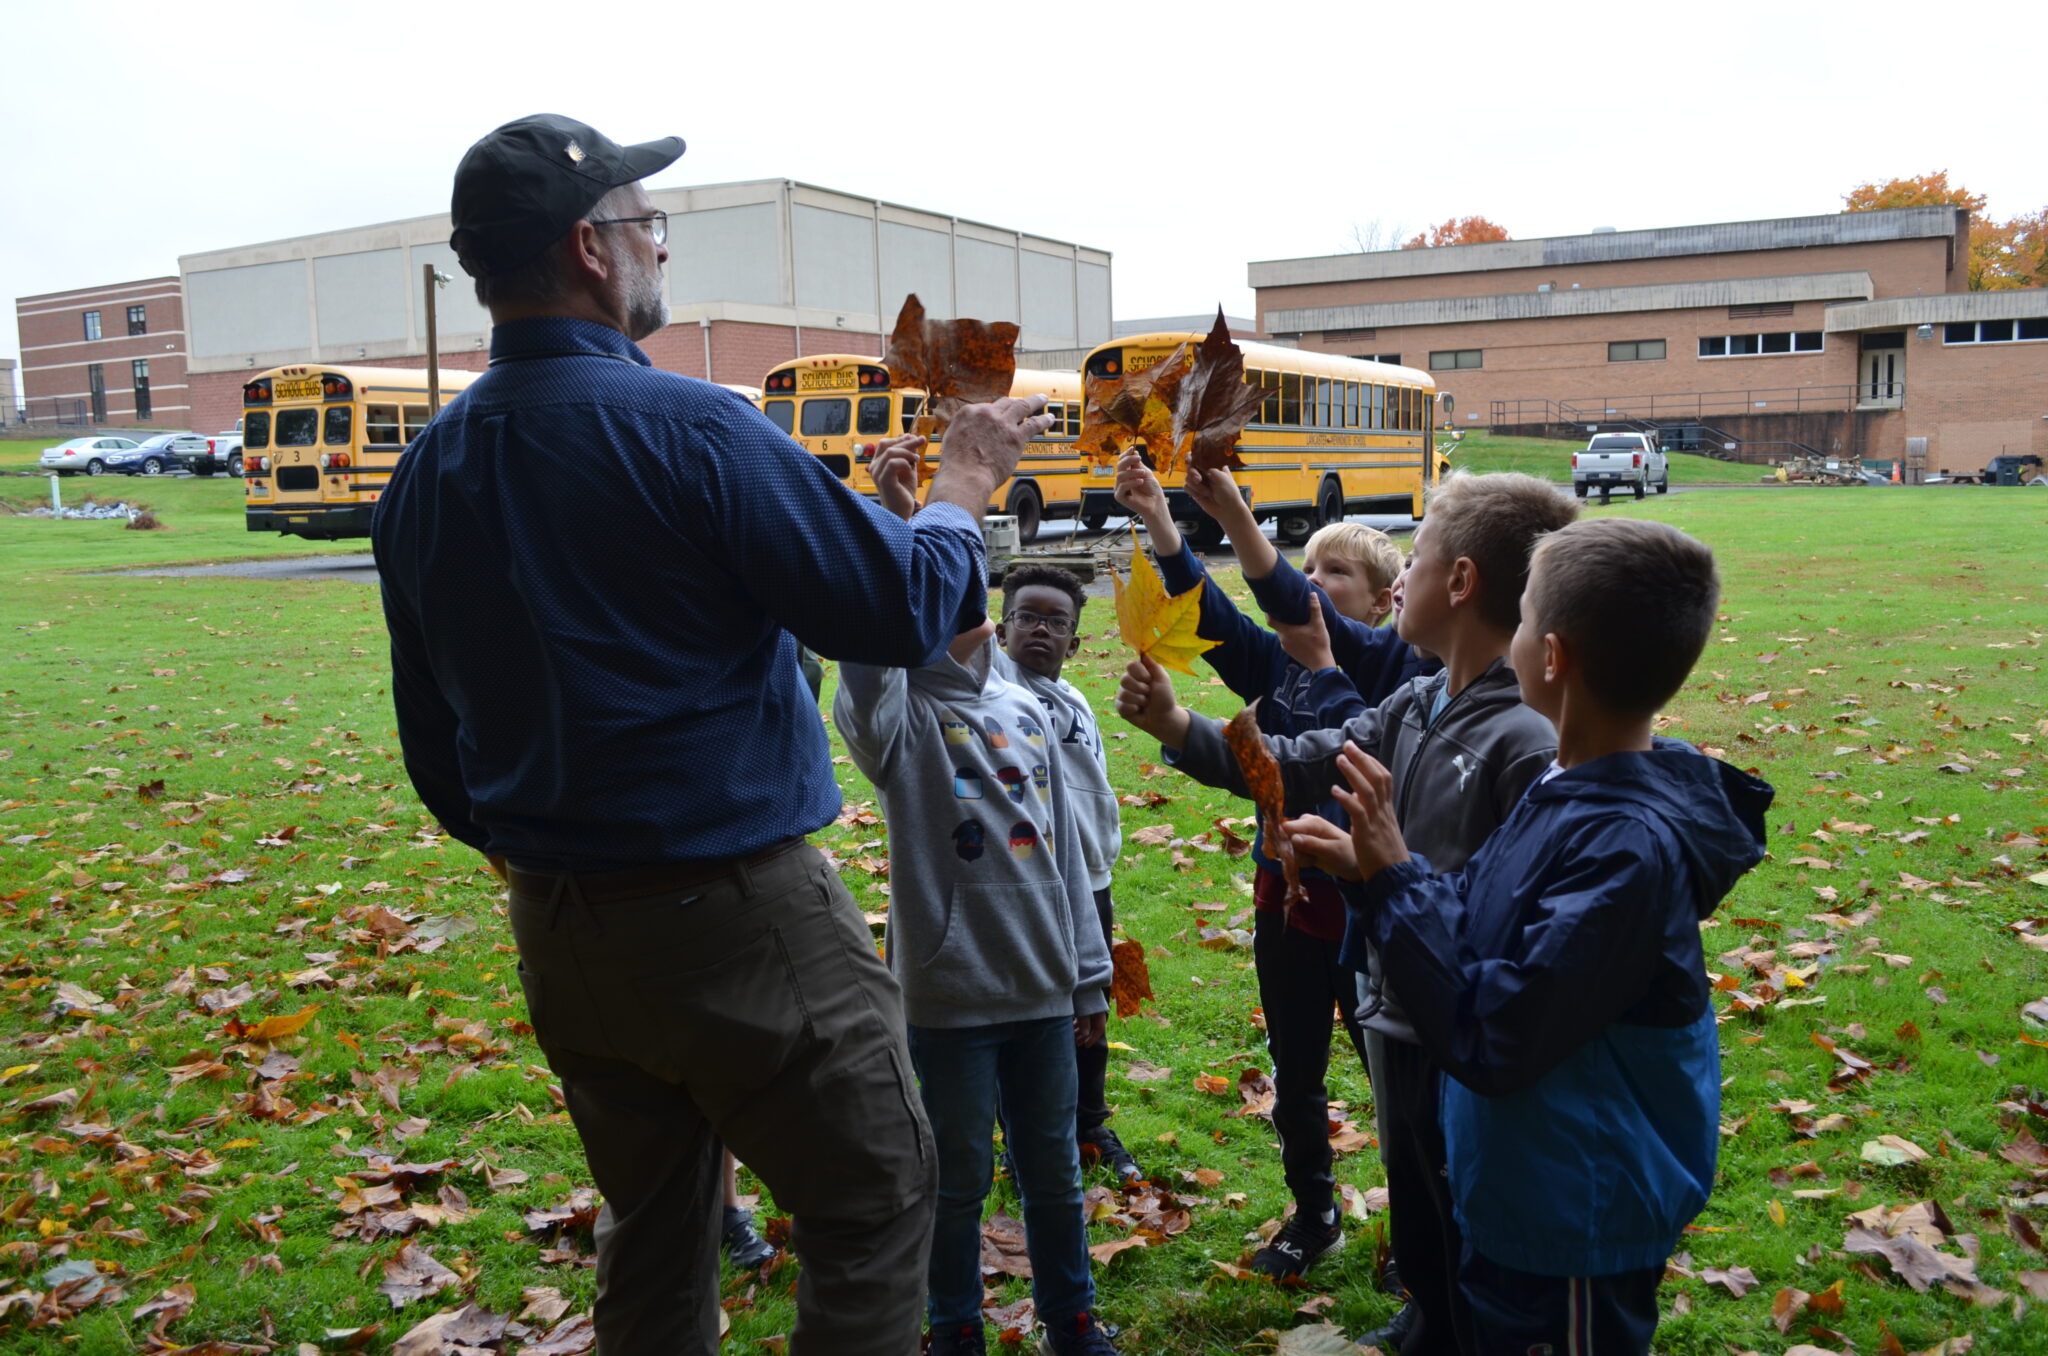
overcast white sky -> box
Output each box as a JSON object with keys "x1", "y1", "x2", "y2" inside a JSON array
[{"x1": 5, "y1": 0, "x2": 2042, "y2": 374}]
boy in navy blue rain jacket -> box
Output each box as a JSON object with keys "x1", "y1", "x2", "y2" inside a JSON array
[{"x1": 1296, "y1": 517, "x2": 1773, "y2": 1353}]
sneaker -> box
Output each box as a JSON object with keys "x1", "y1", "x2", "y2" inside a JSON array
[
  {"x1": 1250, "y1": 1208, "x2": 1344, "y2": 1280},
  {"x1": 1078, "y1": 1126, "x2": 1144, "y2": 1184},
  {"x1": 1037, "y1": 1311, "x2": 1119, "y2": 1355},
  {"x1": 1355, "y1": 1298, "x2": 1416, "y2": 1351},
  {"x1": 927, "y1": 1323, "x2": 987, "y2": 1355},
  {"x1": 721, "y1": 1204, "x2": 775, "y2": 1270},
  {"x1": 1378, "y1": 1253, "x2": 1403, "y2": 1296}
]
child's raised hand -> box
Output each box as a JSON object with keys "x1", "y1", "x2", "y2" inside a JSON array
[
  {"x1": 1282, "y1": 813, "x2": 1360, "y2": 881},
  {"x1": 1272, "y1": 599, "x2": 1336, "y2": 672},
  {"x1": 1113, "y1": 448, "x2": 1167, "y2": 519},
  {"x1": 1328, "y1": 740, "x2": 1410, "y2": 881},
  {"x1": 868, "y1": 435, "x2": 927, "y2": 521},
  {"x1": 1183, "y1": 464, "x2": 1242, "y2": 521},
  {"x1": 1116, "y1": 655, "x2": 1189, "y2": 746}
]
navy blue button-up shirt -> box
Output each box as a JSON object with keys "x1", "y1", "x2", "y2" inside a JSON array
[{"x1": 372, "y1": 317, "x2": 987, "y2": 870}]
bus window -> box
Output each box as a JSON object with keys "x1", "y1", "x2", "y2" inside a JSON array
[
  {"x1": 1280, "y1": 372, "x2": 1302, "y2": 426},
  {"x1": 324, "y1": 407, "x2": 352, "y2": 445},
  {"x1": 1342, "y1": 382, "x2": 1357, "y2": 428},
  {"x1": 765, "y1": 400, "x2": 795, "y2": 433},
  {"x1": 1044, "y1": 402, "x2": 1064, "y2": 436},
  {"x1": 366, "y1": 404, "x2": 401, "y2": 445},
  {"x1": 1065, "y1": 402, "x2": 1082, "y2": 436},
  {"x1": 245, "y1": 411, "x2": 271, "y2": 450},
  {"x1": 276, "y1": 408, "x2": 319, "y2": 446},
  {"x1": 856, "y1": 396, "x2": 891, "y2": 436},
  {"x1": 900, "y1": 396, "x2": 924, "y2": 433},
  {"x1": 1399, "y1": 388, "x2": 1413, "y2": 430},
  {"x1": 1321, "y1": 379, "x2": 1335, "y2": 429},
  {"x1": 1375, "y1": 385, "x2": 1390, "y2": 430},
  {"x1": 802, "y1": 398, "x2": 851, "y2": 437},
  {"x1": 402, "y1": 405, "x2": 431, "y2": 442},
  {"x1": 1256, "y1": 370, "x2": 1279, "y2": 426}
]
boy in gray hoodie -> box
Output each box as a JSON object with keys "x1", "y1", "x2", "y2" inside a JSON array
[
  {"x1": 834, "y1": 468, "x2": 1118, "y2": 1356},
  {"x1": 992, "y1": 564, "x2": 1137, "y2": 1184}
]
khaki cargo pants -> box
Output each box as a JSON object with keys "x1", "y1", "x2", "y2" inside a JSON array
[{"x1": 510, "y1": 843, "x2": 936, "y2": 1354}]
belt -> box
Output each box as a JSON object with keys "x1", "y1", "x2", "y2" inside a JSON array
[{"x1": 508, "y1": 837, "x2": 807, "y2": 905}]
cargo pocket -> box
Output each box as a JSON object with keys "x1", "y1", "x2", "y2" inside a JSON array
[{"x1": 760, "y1": 1038, "x2": 931, "y2": 1219}]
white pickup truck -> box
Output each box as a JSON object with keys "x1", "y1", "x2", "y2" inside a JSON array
[{"x1": 1571, "y1": 432, "x2": 1668, "y2": 499}]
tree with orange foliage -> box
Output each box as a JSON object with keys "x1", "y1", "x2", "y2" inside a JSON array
[
  {"x1": 1401, "y1": 216, "x2": 1512, "y2": 249},
  {"x1": 1842, "y1": 172, "x2": 2046, "y2": 290},
  {"x1": 1841, "y1": 170, "x2": 1985, "y2": 215}
]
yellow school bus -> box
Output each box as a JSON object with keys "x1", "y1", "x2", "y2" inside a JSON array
[
  {"x1": 1075, "y1": 336, "x2": 1448, "y2": 550},
  {"x1": 760, "y1": 355, "x2": 1085, "y2": 543},
  {"x1": 242, "y1": 364, "x2": 479, "y2": 540}
]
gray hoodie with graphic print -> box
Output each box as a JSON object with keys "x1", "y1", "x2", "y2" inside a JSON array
[{"x1": 835, "y1": 639, "x2": 1112, "y2": 1030}]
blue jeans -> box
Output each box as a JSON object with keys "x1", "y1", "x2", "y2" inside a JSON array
[{"x1": 907, "y1": 1017, "x2": 1093, "y2": 1330}]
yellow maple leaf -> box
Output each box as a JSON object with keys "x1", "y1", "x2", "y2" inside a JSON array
[{"x1": 1112, "y1": 542, "x2": 1219, "y2": 676}]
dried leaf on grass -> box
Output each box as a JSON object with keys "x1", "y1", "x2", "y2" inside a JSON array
[
  {"x1": 1110, "y1": 939, "x2": 1154, "y2": 1018},
  {"x1": 378, "y1": 1243, "x2": 460, "y2": 1310},
  {"x1": 390, "y1": 1303, "x2": 506, "y2": 1356},
  {"x1": 1112, "y1": 544, "x2": 1219, "y2": 676},
  {"x1": 1225, "y1": 707, "x2": 1305, "y2": 911}
]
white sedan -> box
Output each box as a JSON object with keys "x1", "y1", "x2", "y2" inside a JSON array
[{"x1": 40, "y1": 435, "x2": 142, "y2": 476}]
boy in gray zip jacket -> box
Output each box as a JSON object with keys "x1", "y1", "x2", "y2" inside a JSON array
[
  {"x1": 836, "y1": 615, "x2": 1117, "y2": 1356},
  {"x1": 1119, "y1": 471, "x2": 1574, "y2": 1355}
]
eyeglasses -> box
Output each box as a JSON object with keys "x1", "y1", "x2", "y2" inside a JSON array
[
  {"x1": 1003, "y1": 610, "x2": 1074, "y2": 637},
  {"x1": 589, "y1": 210, "x2": 667, "y2": 245}
]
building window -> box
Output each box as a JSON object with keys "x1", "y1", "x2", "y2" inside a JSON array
[
  {"x1": 87, "y1": 364, "x2": 107, "y2": 422},
  {"x1": 127, "y1": 305, "x2": 147, "y2": 336},
  {"x1": 1428, "y1": 349, "x2": 1483, "y2": 371},
  {"x1": 1944, "y1": 317, "x2": 2048, "y2": 344},
  {"x1": 1608, "y1": 339, "x2": 1667, "y2": 362},
  {"x1": 132, "y1": 359, "x2": 151, "y2": 420},
  {"x1": 83, "y1": 311, "x2": 102, "y2": 342},
  {"x1": 1698, "y1": 331, "x2": 1823, "y2": 358},
  {"x1": 1728, "y1": 302, "x2": 1794, "y2": 319},
  {"x1": 1352, "y1": 353, "x2": 1403, "y2": 366}
]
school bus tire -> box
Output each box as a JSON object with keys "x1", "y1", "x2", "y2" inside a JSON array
[
  {"x1": 1316, "y1": 478, "x2": 1345, "y2": 529},
  {"x1": 1180, "y1": 511, "x2": 1227, "y2": 555},
  {"x1": 1081, "y1": 509, "x2": 1109, "y2": 531},
  {"x1": 1006, "y1": 482, "x2": 1043, "y2": 544}
]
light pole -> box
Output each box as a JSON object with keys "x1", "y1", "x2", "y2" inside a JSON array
[{"x1": 424, "y1": 266, "x2": 453, "y2": 413}]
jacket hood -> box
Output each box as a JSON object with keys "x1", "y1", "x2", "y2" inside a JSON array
[
  {"x1": 1531, "y1": 736, "x2": 1772, "y2": 918},
  {"x1": 908, "y1": 635, "x2": 996, "y2": 703}
]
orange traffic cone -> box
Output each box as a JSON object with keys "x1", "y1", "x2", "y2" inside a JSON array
[{"x1": 1890, "y1": 462, "x2": 1901, "y2": 483}]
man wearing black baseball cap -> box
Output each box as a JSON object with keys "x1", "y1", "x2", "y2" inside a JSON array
[{"x1": 374, "y1": 115, "x2": 1052, "y2": 1354}]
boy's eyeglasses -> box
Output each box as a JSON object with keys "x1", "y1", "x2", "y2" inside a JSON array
[
  {"x1": 589, "y1": 210, "x2": 668, "y2": 245},
  {"x1": 1003, "y1": 610, "x2": 1074, "y2": 637}
]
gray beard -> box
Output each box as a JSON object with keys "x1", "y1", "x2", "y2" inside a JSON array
[{"x1": 620, "y1": 254, "x2": 670, "y2": 341}]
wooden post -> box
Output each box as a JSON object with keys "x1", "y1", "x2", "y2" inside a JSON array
[{"x1": 423, "y1": 263, "x2": 442, "y2": 414}]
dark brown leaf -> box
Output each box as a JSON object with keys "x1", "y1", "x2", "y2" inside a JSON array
[
  {"x1": 1172, "y1": 311, "x2": 1264, "y2": 473},
  {"x1": 880, "y1": 293, "x2": 1017, "y2": 439},
  {"x1": 1109, "y1": 939, "x2": 1154, "y2": 1019}
]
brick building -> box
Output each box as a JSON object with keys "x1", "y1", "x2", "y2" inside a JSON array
[
  {"x1": 14, "y1": 277, "x2": 190, "y2": 428},
  {"x1": 1251, "y1": 207, "x2": 2048, "y2": 475},
  {"x1": 172, "y1": 179, "x2": 1111, "y2": 434}
]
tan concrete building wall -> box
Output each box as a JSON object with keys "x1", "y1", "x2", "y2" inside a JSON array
[{"x1": 1258, "y1": 237, "x2": 1954, "y2": 317}]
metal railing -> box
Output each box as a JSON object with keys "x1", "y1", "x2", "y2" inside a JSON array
[
  {"x1": 1556, "y1": 383, "x2": 1879, "y2": 422},
  {"x1": 14, "y1": 399, "x2": 93, "y2": 428}
]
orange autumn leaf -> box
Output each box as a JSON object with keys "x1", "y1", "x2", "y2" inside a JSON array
[
  {"x1": 1075, "y1": 344, "x2": 1191, "y2": 468},
  {"x1": 880, "y1": 293, "x2": 1017, "y2": 442},
  {"x1": 1111, "y1": 539, "x2": 1219, "y2": 676},
  {"x1": 1172, "y1": 311, "x2": 1263, "y2": 474},
  {"x1": 1193, "y1": 1073, "x2": 1231, "y2": 1095},
  {"x1": 1225, "y1": 706, "x2": 1305, "y2": 911},
  {"x1": 227, "y1": 1004, "x2": 320, "y2": 1044},
  {"x1": 1110, "y1": 939, "x2": 1154, "y2": 1019}
]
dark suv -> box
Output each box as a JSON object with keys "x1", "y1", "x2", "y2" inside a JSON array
[{"x1": 178, "y1": 434, "x2": 245, "y2": 477}]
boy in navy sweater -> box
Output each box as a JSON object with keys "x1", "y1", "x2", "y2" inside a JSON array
[
  {"x1": 1114, "y1": 450, "x2": 1411, "y2": 1279},
  {"x1": 1309, "y1": 517, "x2": 1772, "y2": 1354}
]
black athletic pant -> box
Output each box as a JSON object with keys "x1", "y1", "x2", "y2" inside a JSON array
[
  {"x1": 1076, "y1": 888, "x2": 1114, "y2": 1132},
  {"x1": 1252, "y1": 908, "x2": 1369, "y2": 1218},
  {"x1": 1364, "y1": 1030, "x2": 1474, "y2": 1356},
  {"x1": 1460, "y1": 1244, "x2": 1662, "y2": 1356}
]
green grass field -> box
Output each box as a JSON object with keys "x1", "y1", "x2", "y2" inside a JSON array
[
  {"x1": 1, "y1": 486, "x2": 2043, "y2": 1354},
  {"x1": 1444, "y1": 431, "x2": 1754, "y2": 486}
]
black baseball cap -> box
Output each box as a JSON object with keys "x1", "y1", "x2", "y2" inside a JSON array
[{"x1": 449, "y1": 114, "x2": 685, "y2": 277}]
